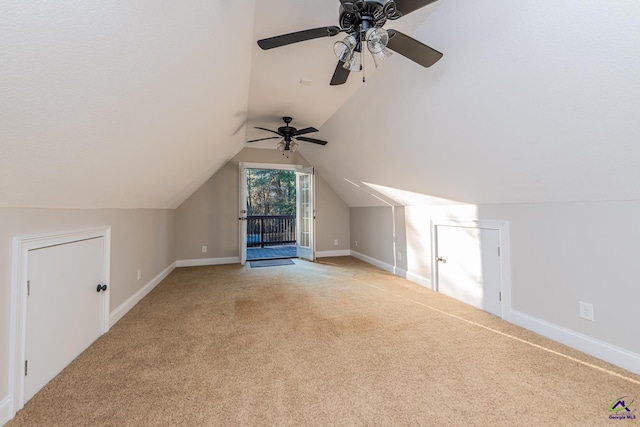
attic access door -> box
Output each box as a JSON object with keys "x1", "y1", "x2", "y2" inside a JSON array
[
  {"x1": 24, "y1": 237, "x2": 107, "y2": 403},
  {"x1": 296, "y1": 167, "x2": 315, "y2": 261},
  {"x1": 434, "y1": 224, "x2": 503, "y2": 317}
]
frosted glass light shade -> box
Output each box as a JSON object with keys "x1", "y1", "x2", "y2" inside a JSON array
[
  {"x1": 371, "y1": 47, "x2": 393, "y2": 68},
  {"x1": 366, "y1": 28, "x2": 389, "y2": 54},
  {"x1": 343, "y1": 50, "x2": 361, "y2": 71},
  {"x1": 333, "y1": 34, "x2": 357, "y2": 62}
]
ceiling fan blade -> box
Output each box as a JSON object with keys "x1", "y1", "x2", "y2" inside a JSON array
[
  {"x1": 386, "y1": 30, "x2": 443, "y2": 67},
  {"x1": 254, "y1": 126, "x2": 282, "y2": 136},
  {"x1": 246, "y1": 136, "x2": 281, "y2": 143},
  {"x1": 257, "y1": 26, "x2": 341, "y2": 50},
  {"x1": 392, "y1": 0, "x2": 439, "y2": 17},
  {"x1": 296, "y1": 136, "x2": 328, "y2": 146},
  {"x1": 294, "y1": 127, "x2": 319, "y2": 136},
  {"x1": 330, "y1": 61, "x2": 350, "y2": 86}
]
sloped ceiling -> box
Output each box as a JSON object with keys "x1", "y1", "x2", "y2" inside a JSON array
[
  {"x1": 2, "y1": 1, "x2": 640, "y2": 209},
  {"x1": 0, "y1": 1, "x2": 255, "y2": 208},
  {"x1": 244, "y1": 0, "x2": 435, "y2": 142},
  {"x1": 301, "y1": 0, "x2": 640, "y2": 206}
]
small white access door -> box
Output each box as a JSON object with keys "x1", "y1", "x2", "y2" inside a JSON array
[
  {"x1": 434, "y1": 225, "x2": 502, "y2": 317},
  {"x1": 296, "y1": 167, "x2": 315, "y2": 261},
  {"x1": 25, "y1": 237, "x2": 107, "y2": 403}
]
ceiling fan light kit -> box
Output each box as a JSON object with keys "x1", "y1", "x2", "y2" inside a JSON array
[
  {"x1": 334, "y1": 27, "x2": 393, "y2": 72},
  {"x1": 277, "y1": 139, "x2": 298, "y2": 153},
  {"x1": 257, "y1": 0, "x2": 443, "y2": 86}
]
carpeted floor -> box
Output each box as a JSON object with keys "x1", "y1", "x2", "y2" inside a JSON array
[{"x1": 7, "y1": 257, "x2": 640, "y2": 426}]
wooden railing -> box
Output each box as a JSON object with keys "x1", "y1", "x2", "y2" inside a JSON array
[{"x1": 247, "y1": 215, "x2": 296, "y2": 248}]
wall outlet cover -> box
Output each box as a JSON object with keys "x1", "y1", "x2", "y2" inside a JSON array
[{"x1": 579, "y1": 301, "x2": 594, "y2": 321}]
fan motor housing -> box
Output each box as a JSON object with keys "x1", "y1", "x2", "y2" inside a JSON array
[
  {"x1": 339, "y1": 0, "x2": 388, "y2": 32},
  {"x1": 278, "y1": 126, "x2": 296, "y2": 136}
]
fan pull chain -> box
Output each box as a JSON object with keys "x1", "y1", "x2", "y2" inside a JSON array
[{"x1": 362, "y1": 44, "x2": 366, "y2": 83}]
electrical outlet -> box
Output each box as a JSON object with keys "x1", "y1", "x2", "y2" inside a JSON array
[
  {"x1": 397, "y1": 251, "x2": 402, "y2": 261},
  {"x1": 579, "y1": 301, "x2": 594, "y2": 321},
  {"x1": 355, "y1": 240, "x2": 358, "y2": 247},
  {"x1": 334, "y1": 239, "x2": 338, "y2": 246},
  {"x1": 202, "y1": 245, "x2": 207, "y2": 253},
  {"x1": 137, "y1": 269, "x2": 141, "y2": 281}
]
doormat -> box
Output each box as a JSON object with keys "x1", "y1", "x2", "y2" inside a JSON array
[{"x1": 250, "y1": 259, "x2": 295, "y2": 268}]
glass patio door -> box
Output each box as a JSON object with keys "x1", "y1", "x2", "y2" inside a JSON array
[
  {"x1": 296, "y1": 167, "x2": 315, "y2": 261},
  {"x1": 238, "y1": 162, "x2": 248, "y2": 265}
]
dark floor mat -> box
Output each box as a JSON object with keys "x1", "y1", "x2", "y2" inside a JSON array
[{"x1": 249, "y1": 258, "x2": 295, "y2": 268}]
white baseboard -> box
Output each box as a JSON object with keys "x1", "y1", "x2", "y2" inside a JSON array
[
  {"x1": 316, "y1": 250, "x2": 351, "y2": 258},
  {"x1": 176, "y1": 257, "x2": 239, "y2": 267},
  {"x1": 1, "y1": 395, "x2": 12, "y2": 425},
  {"x1": 407, "y1": 271, "x2": 432, "y2": 289},
  {"x1": 394, "y1": 267, "x2": 407, "y2": 278},
  {"x1": 349, "y1": 251, "x2": 432, "y2": 289},
  {"x1": 510, "y1": 310, "x2": 640, "y2": 375},
  {"x1": 109, "y1": 262, "x2": 176, "y2": 326},
  {"x1": 179, "y1": 253, "x2": 349, "y2": 265},
  {"x1": 350, "y1": 250, "x2": 395, "y2": 274}
]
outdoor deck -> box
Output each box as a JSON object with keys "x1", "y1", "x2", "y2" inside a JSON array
[
  {"x1": 244, "y1": 214, "x2": 297, "y2": 260},
  {"x1": 247, "y1": 215, "x2": 296, "y2": 248},
  {"x1": 246, "y1": 245, "x2": 296, "y2": 261}
]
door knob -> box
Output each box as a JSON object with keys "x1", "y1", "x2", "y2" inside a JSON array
[
  {"x1": 96, "y1": 284, "x2": 107, "y2": 292},
  {"x1": 436, "y1": 256, "x2": 447, "y2": 263}
]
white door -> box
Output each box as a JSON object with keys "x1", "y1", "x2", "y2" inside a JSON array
[
  {"x1": 25, "y1": 237, "x2": 106, "y2": 403},
  {"x1": 435, "y1": 225, "x2": 502, "y2": 316},
  {"x1": 239, "y1": 163, "x2": 248, "y2": 265},
  {"x1": 296, "y1": 167, "x2": 315, "y2": 261}
]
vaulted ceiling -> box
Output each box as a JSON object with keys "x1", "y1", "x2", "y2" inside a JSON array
[{"x1": 2, "y1": 1, "x2": 640, "y2": 209}]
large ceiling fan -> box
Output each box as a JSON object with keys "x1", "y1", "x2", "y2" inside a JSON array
[
  {"x1": 247, "y1": 116, "x2": 327, "y2": 155},
  {"x1": 257, "y1": 0, "x2": 443, "y2": 85}
]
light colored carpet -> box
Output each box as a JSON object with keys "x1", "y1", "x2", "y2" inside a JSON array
[{"x1": 7, "y1": 257, "x2": 640, "y2": 426}]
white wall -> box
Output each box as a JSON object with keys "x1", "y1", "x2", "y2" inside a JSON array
[
  {"x1": 0, "y1": 208, "x2": 176, "y2": 416},
  {"x1": 350, "y1": 200, "x2": 640, "y2": 374},
  {"x1": 175, "y1": 148, "x2": 350, "y2": 262},
  {"x1": 479, "y1": 201, "x2": 640, "y2": 353}
]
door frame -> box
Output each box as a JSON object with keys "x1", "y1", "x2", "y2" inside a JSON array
[
  {"x1": 238, "y1": 162, "x2": 306, "y2": 264},
  {"x1": 430, "y1": 219, "x2": 511, "y2": 320},
  {"x1": 8, "y1": 227, "x2": 111, "y2": 417}
]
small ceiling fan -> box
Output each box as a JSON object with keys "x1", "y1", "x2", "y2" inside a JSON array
[
  {"x1": 247, "y1": 116, "x2": 327, "y2": 154},
  {"x1": 257, "y1": 0, "x2": 443, "y2": 86}
]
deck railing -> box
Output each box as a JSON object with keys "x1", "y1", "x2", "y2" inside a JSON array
[{"x1": 247, "y1": 215, "x2": 296, "y2": 248}]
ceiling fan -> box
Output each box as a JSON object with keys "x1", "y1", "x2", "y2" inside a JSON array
[
  {"x1": 246, "y1": 116, "x2": 327, "y2": 155},
  {"x1": 257, "y1": 0, "x2": 443, "y2": 85}
]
